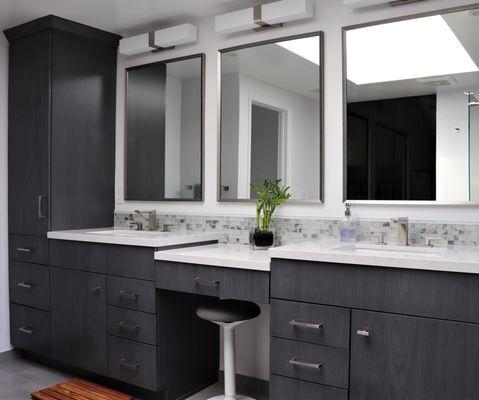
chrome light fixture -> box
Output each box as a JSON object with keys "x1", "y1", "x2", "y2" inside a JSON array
[
  {"x1": 215, "y1": 0, "x2": 313, "y2": 35},
  {"x1": 119, "y1": 23, "x2": 198, "y2": 56}
]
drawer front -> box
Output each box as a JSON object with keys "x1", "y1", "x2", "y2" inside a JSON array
[
  {"x1": 270, "y1": 375, "x2": 348, "y2": 400},
  {"x1": 271, "y1": 337, "x2": 349, "y2": 389},
  {"x1": 108, "y1": 276, "x2": 156, "y2": 313},
  {"x1": 271, "y1": 299, "x2": 350, "y2": 349},
  {"x1": 9, "y1": 262, "x2": 50, "y2": 310},
  {"x1": 51, "y1": 240, "x2": 155, "y2": 280},
  {"x1": 156, "y1": 262, "x2": 221, "y2": 298},
  {"x1": 108, "y1": 306, "x2": 157, "y2": 345},
  {"x1": 10, "y1": 235, "x2": 49, "y2": 265},
  {"x1": 156, "y1": 261, "x2": 270, "y2": 303},
  {"x1": 271, "y1": 259, "x2": 479, "y2": 324},
  {"x1": 108, "y1": 336, "x2": 157, "y2": 391},
  {"x1": 10, "y1": 303, "x2": 51, "y2": 356}
]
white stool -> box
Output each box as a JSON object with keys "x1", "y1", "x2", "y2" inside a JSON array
[{"x1": 196, "y1": 299, "x2": 261, "y2": 400}]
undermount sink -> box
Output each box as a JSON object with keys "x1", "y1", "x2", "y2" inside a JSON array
[
  {"x1": 87, "y1": 229, "x2": 169, "y2": 238},
  {"x1": 333, "y1": 243, "x2": 446, "y2": 258}
]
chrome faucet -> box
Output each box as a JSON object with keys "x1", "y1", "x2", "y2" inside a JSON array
[
  {"x1": 392, "y1": 217, "x2": 409, "y2": 246},
  {"x1": 135, "y1": 210, "x2": 158, "y2": 231}
]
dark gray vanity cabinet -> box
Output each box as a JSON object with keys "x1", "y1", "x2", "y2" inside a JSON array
[
  {"x1": 51, "y1": 268, "x2": 108, "y2": 375},
  {"x1": 271, "y1": 259, "x2": 479, "y2": 400},
  {"x1": 4, "y1": 15, "x2": 120, "y2": 236}
]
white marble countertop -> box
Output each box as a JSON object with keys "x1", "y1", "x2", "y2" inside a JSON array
[
  {"x1": 47, "y1": 228, "x2": 219, "y2": 248},
  {"x1": 154, "y1": 243, "x2": 271, "y2": 271},
  {"x1": 269, "y1": 239, "x2": 479, "y2": 275}
]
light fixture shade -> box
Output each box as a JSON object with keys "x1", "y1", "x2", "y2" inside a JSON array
[
  {"x1": 119, "y1": 23, "x2": 198, "y2": 56},
  {"x1": 343, "y1": 0, "x2": 390, "y2": 9},
  {"x1": 119, "y1": 33, "x2": 153, "y2": 56},
  {"x1": 215, "y1": 0, "x2": 313, "y2": 35},
  {"x1": 154, "y1": 23, "x2": 198, "y2": 48}
]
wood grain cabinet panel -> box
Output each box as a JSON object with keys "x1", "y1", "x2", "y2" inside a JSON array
[
  {"x1": 107, "y1": 306, "x2": 157, "y2": 345},
  {"x1": 9, "y1": 262, "x2": 50, "y2": 310},
  {"x1": 9, "y1": 235, "x2": 50, "y2": 265},
  {"x1": 108, "y1": 276, "x2": 156, "y2": 313},
  {"x1": 269, "y1": 375, "x2": 348, "y2": 400},
  {"x1": 350, "y1": 310, "x2": 479, "y2": 400}
]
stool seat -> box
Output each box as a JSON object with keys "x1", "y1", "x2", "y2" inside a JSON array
[{"x1": 196, "y1": 299, "x2": 261, "y2": 323}]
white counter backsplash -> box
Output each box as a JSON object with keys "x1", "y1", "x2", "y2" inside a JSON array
[{"x1": 115, "y1": 212, "x2": 479, "y2": 248}]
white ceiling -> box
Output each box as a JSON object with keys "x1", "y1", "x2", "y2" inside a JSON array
[{"x1": 0, "y1": 0, "x2": 263, "y2": 36}]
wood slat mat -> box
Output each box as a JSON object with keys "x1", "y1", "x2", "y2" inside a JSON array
[{"x1": 31, "y1": 378, "x2": 134, "y2": 400}]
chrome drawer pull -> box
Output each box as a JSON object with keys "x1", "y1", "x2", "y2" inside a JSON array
[
  {"x1": 194, "y1": 277, "x2": 220, "y2": 286},
  {"x1": 37, "y1": 195, "x2": 47, "y2": 219},
  {"x1": 289, "y1": 357, "x2": 323, "y2": 369},
  {"x1": 357, "y1": 329, "x2": 370, "y2": 337},
  {"x1": 16, "y1": 247, "x2": 32, "y2": 253},
  {"x1": 118, "y1": 321, "x2": 140, "y2": 331},
  {"x1": 90, "y1": 286, "x2": 102, "y2": 293},
  {"x1": 289, "y1": 319, "x2": 323, "y2": 330},
  {"x1": 119, "y1": 290, "x2": 140, "y2": 300},
  {"x1": 119, "y1": 358, "x2": 140, "y2": 370},
  {"x1": 19, "y1": 326, "x2": 35, "y2": 335},
  {"x1": 17, "y1": 282, "x2": 33, "y2": 289}
]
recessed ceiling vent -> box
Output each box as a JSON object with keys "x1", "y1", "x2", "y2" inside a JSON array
[{"x1": 416, "y1": 76, "x2": 457, "y2": 87}]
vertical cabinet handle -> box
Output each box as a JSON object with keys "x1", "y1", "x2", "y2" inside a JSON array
[
  {"x1": 289, "y1": 357, "x2": 323, "y2": 369},
  {"x1": 37, "y1": 195, "x2": 47, "y2": 219}
]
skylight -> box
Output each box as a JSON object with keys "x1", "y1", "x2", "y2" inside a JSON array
[
  {"x1": 346, "y1": 15, "x2": 479, "y2": 85},
  {"x1": 277, "y1": 36, "x2": 320, "y2": 65}
]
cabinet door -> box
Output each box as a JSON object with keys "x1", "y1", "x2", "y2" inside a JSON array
[
  {"x1": 8, "y1": 31, "x2": 51, "y2": 236},
  {"x1": 51, "y1": 268, "x2": 107, "y2": 375},
  {"x1": 350, "y1": 310, "x2": 479, "y2": 400}
]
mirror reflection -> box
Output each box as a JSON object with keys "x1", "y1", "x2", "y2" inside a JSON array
[
  {"x1": 125, "y1": 55, "x2": 203, "y2": 201},
  {"x1": 345, "y1": 9, "x2": 479, "y2": 202},
  {"x1": 220, "y1": 33, "x2": 323, "y2": 201}
]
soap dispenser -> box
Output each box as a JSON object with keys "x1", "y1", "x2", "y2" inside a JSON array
[{"x1": 340, "y1": 202, "x2": 357, "y2": 242}]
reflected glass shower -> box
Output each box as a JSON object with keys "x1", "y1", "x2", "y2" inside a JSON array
[{"x1": 469, "y1": 92, "x2": 479, "y2": 202}]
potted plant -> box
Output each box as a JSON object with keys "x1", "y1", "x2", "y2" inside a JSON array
[{"x1": 250, "y1": 179, "x2": 291, "y2": 249}]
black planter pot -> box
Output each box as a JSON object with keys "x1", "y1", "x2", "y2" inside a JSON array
[{"x1": 250, "y1": 228, "x2": 274, "y2": 249}]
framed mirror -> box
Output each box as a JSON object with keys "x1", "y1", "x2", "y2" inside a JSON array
[
  {"x1": 219, "y1": 32, "x2": 324, "y2": 202},
  {"x1": 343, "y1": 5, "x2": 479, "y2": 204},
  {"x1": 125, "y1": 54, "x2": 204, "y2": 201}
]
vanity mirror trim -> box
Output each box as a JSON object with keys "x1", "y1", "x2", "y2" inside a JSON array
[
  {"x1": 217, "y1": 31, "x2": 325, "y2": 203},
  {"x1": 341, "y1": 3, "x2": 479, "y2": 206},
  {"x1": 124, "y1": 53, "x2": 205, "y2": 202}
]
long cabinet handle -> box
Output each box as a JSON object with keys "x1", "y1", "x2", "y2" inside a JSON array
[
  {"x1": 289, "y1": 319, "x2": 323, "y2": 330},
  {"x1": 19, "y1": 326, "x2": 35, "y2": 335},
  {"x1": 16, "y1": 247, "x2": 32, "y2": 254},
  {"x1": 17, "y1": 282, "x2": 33, "y2": 289},
  {"x1": 194, "y1": 277, "x2": 220, "y2": 286},
  {"x1": 118, "y1": 321, "x2": 140, "y2": 331},
  {"x1": 37, "y1": 195, "x2": 47, "y2": 219},
  {"x1": 119, "y1": 290, "x2": 139, "y2": 300},
  {"x1": 119, "y1": 358, "x2": 140, "y2": 370},
  {"x1": 289, "y1": 357, "x2": 323, "y2": 369}
]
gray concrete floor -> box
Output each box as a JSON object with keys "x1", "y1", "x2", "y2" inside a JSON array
[{"x1": 0, "y1": 351, "x2": 267, "y2": 400}]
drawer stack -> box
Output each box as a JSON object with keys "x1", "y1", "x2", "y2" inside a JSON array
[
  {"x1": 270, "y1": 262, "x2": 351, "y2": 400},
  {"x1": 9, "y1": 235, "x2": 51, "y2": 356}
]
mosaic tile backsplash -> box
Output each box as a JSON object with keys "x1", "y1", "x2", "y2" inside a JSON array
[{"x1": 114, "y1": 212, "x2": 479, "y2": 247}]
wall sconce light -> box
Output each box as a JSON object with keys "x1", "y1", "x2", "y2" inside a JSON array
[
  {"x1": 119, "y1": 23, "x2": 198, "y2": 56},
  {"x1": 215, "y1": 0, "x2": 313, "y2": 35}
]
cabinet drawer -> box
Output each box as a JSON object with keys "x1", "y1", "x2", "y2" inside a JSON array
[
  {"x1": 271, "y1": 259, "x2": 479, "y2": 324},
  {"x1": 270, "y1": 375, "x2": 348, "y2": 400},
  {"x1": 271, "y1": 337, "x2": 349, "y2": 389},
  {"x1": 9, "y1": 235, "x2": 49, "y2": 265},
  {"x1": 271, "y1": 299, "x2": 350, "y2": 349},
  {"x1": 108, "y1": 276, "x2": 156, "y2": 313},
  {"x1": 108, "y1": 336, "x2": 157, "y2": 391},
  {"x1": 156, "y1": 261, "x2": 269, "y2": 303},
  {"x1": 9, "y1": 262, "x2": 50, "y2": 310},
  {"x1": 51, "y1": 240, "x2": 155, "y2": 280},
  {"x1": 108, "y1": 306, "x2": 157, "y2": 345},
  {"x1": 10, "y1": 304, "x2": 50, "y2": 356}
]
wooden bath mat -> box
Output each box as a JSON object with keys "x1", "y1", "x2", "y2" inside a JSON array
[{"x1": 31, "y1": 377, "x2": 134, "y2": 400}]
